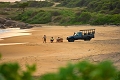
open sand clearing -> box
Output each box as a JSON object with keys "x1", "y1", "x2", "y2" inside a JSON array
[{"x1": 0, "y1": 25, "x2": 120, "y2": 76}]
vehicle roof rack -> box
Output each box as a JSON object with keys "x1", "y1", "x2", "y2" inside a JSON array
[{"x1": 79, "y1": 29, "x2": 95, "y2": 31}]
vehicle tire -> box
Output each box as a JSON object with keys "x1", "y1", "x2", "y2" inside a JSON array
[
  {"x1": 87, "y1": 37, "x2": 91, "y2": 41},
  {"x1": 84, "y1": 37, "x2": 91, "y2": 41},
  {"x1": 68, "y1": 38, "x2": 74, "y2": 42},
  {"x1": 84, "y1": 39, "x2": 87, "y2": 41}
]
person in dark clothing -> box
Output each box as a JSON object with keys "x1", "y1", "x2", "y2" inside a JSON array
[{"x1": 43, "y1": 35, "x2": 46, "y2": 43}]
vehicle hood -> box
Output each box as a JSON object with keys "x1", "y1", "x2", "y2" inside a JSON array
[{"x1": 67, "y1": 36, "x2": 74, "y2": 39}]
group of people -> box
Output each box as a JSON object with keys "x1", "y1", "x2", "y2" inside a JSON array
[{"x1": 42, "y1": 35, "x2": 63, "y2": 43}]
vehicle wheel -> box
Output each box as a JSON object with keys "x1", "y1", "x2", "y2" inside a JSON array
[
  {"x1": 87, "y1": 37, "x2": 91, "y2": 41},
  {"x1": 84, "y1": 39, "x2": 87, "y2": 41},
  {"x1": 68, "y1": 38, "x2": 74, "y2": 42},
  {"x1": 84, "y1": 37, "x2": 91, "y2": 41}
]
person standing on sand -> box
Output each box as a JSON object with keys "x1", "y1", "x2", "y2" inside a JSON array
[{"x1": 43, "y1": 35, "x2": 46, "y2": 43}]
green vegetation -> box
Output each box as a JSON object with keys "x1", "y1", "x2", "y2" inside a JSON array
[
  {"x1": 27, "y1": 1, "x2": 54, "y2": 7},
  {"x1": 0, "y1": 63, "x2": 36, "y2": 80},
  {"x1": 13, "y1": 10, "x2": 52, "y2": 24},
  {"x1": 56, "y1": 0, "x2": 120, "y2": 14},
  {"x1": 12, "y1": 9, "x2": 120, "y2": 25},
  {"x1": 9, "y1": 1, "x2": 54, "y2": 8},
  {"x1": 0, "y1": 55, "x2": 36, "y2": 80},
  {"x1": 19, "y1": 2, "x2": 29, "y2": 12},
  {"x1": 40, "y1": 61, "x2": 120, "y2": 80},
  {"x1": 0, "y1": 2, "x2": 10, "y2": 8},
  {"x1": 0, "y1": 0, "x2": 120, "y2": 25}
]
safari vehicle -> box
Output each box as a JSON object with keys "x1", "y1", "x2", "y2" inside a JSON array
[{"x1": 67, "y1": 29, "x2": 95, "y2": 42}]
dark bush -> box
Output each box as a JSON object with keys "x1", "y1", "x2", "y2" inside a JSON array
[
  {"x1": 51, "y1": 11, "x2": 61, "y2": 16},
  {"x1": 0, "y1": 54, "x2": 36, "y2": 80},
  {"x1": 28, "y1": 11, "x2": 52, "y2": 24},
  {"x1": 39, "y1": 61, "x2": 119, "y2": 80}
]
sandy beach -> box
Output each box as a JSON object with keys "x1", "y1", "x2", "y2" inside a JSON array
[{"x1": 0, "y1": 25, "x2": 120, "y2": 76}]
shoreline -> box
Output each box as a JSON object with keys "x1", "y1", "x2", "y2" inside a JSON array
[
  {"x1": 0, "y1": 42, "x2": 28, "y2": 46},
  {"x1": 0, "y1": 28, "x2": 32, "y2": 40}
]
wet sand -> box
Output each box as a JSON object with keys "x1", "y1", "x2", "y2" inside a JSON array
[{"x1": 0, "y1": 25, "x2": 120, "y2": 75}]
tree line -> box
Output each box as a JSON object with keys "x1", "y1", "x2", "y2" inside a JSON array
[
  {"x1": 0, "y1": 1, "x2": 54, "y2": 8},
  {"x1": 55, "y1": 0, "x2": 120, "y2": 14}
]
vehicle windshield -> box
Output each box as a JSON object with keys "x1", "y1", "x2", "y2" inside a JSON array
[
  {"x1": 73, "y1": 32, "x2": 82, "y2": 36},
  {"x1": 73, "y1": 32, "x2": 77, "y2": 36}
]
